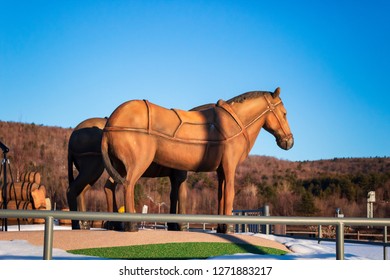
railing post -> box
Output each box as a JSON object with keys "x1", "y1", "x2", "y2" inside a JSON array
[
  {"x1": 261, "y1": 205, "x2": 270, "y2": 235},
  {"x1": 336, "y1": 222, "x2": 345, "y2": 260},
  {"x1": 233, "y1": 211, "x2": 239, "y2": 233},
  {"x1": 318, "y1": 225, "x2": 322, "y2": 244},
  {"x1": 243, "y1": 212, "x2": 248, "y2": 233},
  {"x1": 43, "y1": 215, "x2": 54, "y2": 260},
  {"x1": 384, "y1": 226, "x2": 388, "y2": 260}
]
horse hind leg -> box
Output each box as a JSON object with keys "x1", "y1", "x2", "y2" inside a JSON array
[
  {"x1": 178, "y1": 180, "x2": 188, "y2": 231},
  {"x1": 103, "y1": 177, "x2": 123, "y2": 230},
  {"x1": 123, "y1": 177, "x2": 140, "y2": 232},
  {"x1": 67, "y1": 158, "x2": 104, "y2": 230},
  {"x1": 104, "y1": 177, "x2": 117, "y2": 212},
  {"x1": 77, "y1": 184, "x2": 90, "y2": 212},
  {"x1": 123, "y1": 161, "x2": 155, "y2": 232},
  {"x1": 108, "y1": 135, "x2": 157, "y2": 231},
  {"x1": 67, "y1": 175, "x2": 90, "y2": 230}
]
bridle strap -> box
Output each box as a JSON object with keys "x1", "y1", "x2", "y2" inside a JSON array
[
  {"x1": 263, "y1": 95, "x2": 291, "y2": 140},
  {"x1": 217, "y1": 99, "x2": 251, "y2": 155}
]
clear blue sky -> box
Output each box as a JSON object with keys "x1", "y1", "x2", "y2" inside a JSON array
[{"x1": 1, "y1": 0, "x2": 389, "y2": 161}]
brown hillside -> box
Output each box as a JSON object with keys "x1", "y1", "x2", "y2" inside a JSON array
[{"x1": 1, "y1": 121, "x2": 389, "y2": 218}]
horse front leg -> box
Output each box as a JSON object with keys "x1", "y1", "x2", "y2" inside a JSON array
[
  {"x1": 217, "y1": 165, "x2": 236, "y2": 234},
  {"x1": 217, "y1": 167, "x2": 226, "y2": 233},
  {"x1": 66, "y1": 185, "x2": 80, "y2": 230},
  {"x1": 78, "y1": 184, "x2": 91, "y2": 230},
  {"x1": 168, "y1": 179, "x2": 179, "y2": 231},
  {"x1": 223, "y1": 175, "x2": 235, "y2": 234},
  {"x1": 168, "y1": 170, "x2": 188, "y2": 231}
]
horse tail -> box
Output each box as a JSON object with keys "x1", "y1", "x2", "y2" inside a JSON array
[
  {"x1": 68, "y1": 150, "x2": 75, "y2": 185},
  {"x1": 101, "y1": 132, "x2": 126, "y2": 185}
]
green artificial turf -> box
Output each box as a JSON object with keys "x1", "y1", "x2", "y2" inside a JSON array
[{"x1": 69, "y1": 242, "x2": 287, "y2": 259}]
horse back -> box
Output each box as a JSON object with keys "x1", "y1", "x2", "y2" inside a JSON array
[
  {"x1": 74, "y1": 117, "x2": 106, "y2": 130},
  {"x1": 152, "y1": 103, "x2": 243, "y2": 142},
  {"x1": 107, "y1": 99, "x2": 244, "y2": 142},
  {"x1": 69, "y1": 117, "x2": 106, "y2": 155}
]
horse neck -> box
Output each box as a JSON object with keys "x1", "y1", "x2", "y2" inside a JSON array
[
  {"x1": 230, "y1": 98, "x2": 269, "y2": 150},
  {"x1": 246, "y1": 117, "x2": 266, "y2": 151}
]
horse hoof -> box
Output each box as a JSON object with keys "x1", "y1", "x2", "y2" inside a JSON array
[
  {"x1": 79, "y1": 220, "x2": 91, "y2": 230},
  {"x1": 71, "y1": 220, "x2": 81, "y2": 230},
  {"x1": 124, "y1": 222, "x2": 139, "y2": 232},
  {"x1": 104, "y1": 221, "x2": 124, "y2": 231},
  {"x1": 217, "y1": 224, "x2": 227, "y2": 233},
  {"x1": 179, "y1": 223, "x2": 189, "y2": 231},
  {"x1": 167, "y1": 223, "x2": 188, "y2": 231},
  {"x1": 217, "y1": 224, "x2": 234, "y2": 234},
  {"x1": 167, "y1": 223, "x2": 180, "y2": 231},
  {"x1": 227, "y1": 224, "x2": 235, "y2": 234}
]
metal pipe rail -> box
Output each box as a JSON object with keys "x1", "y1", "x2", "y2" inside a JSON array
[{"x1": 1, "y1": 209, "x2": 390, "y2": 260}]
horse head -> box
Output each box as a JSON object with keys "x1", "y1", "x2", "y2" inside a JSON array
[{"x1": 263, "y1": 87, "x2": 294, "y2": 150}]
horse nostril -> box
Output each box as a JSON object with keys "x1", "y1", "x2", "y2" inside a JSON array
[
  {"x1": 277, "y1": 136, "x2": 294, "y2": 150},
  {"x1": 287, "y1": 137, "x2": 294, "y2": 150}
]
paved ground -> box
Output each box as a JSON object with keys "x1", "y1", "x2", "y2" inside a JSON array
[{"x1": 0, "y1": 229, "x2": 290, "y2": 252}]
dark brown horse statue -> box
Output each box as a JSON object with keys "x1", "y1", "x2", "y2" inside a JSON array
[
  {"x1": 67, "y1": 117, "x2": 188, "y2": 230},
  {"x1": 101, "y1": 87, "x2": 294, "y2": 233}
]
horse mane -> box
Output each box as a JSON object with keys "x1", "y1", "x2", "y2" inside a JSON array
[{"x1": 226, "y1": 91, "x2": 271, "y2": 104}]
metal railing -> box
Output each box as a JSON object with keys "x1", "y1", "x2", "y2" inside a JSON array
[
  {"x1": 233, "y1": 206, "x2": 270, "y2": 234},
  {"x1": 1, "y1": 209, "x2": 390, "y2": 260}
]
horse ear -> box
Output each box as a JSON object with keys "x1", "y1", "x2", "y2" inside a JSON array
[{"x1": 272, "y1": 87, "x2": 281, "y2": 98}]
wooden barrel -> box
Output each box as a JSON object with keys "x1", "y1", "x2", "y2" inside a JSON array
[
  {"x1": 7, "y1": 182, "x2": 38, "y2": 202},
  {"x1": 59, "y1": 208, "x2": 72, "y2": 225},
  {"x1": 17, "y1": 200, "x2": 33, "y2": 224},
  {"x1": 18, "y1": 200, "x2": 33, "y2": 210},
  {"x1": 29, "y1": 172, "x2": 41, "y2": 184},
  {"x1": 0, "y1": 200, "x2": 18, "y2": 210},
  {"x1": 0, "y1": 200, "x2": 33, "y2": 210},
  {"x1": 33, "y1": 192, "x2": 49, "y2": 225},
  {"x1": 31, "y1": 185, "x2": 47, "y2": 209},
  {"x1": 8, "y1": 182, "x2": 22, "y2": 201},
  {"x1": 20, "y1": 171, "x2": 41, "y2": 184},
  {"x1": 0, "y1": 200, "x2": 33, "y2": 224},
  {"x1": 33, "y1": 216, "x2": 45, "y2": 224},
  {"x1": 0, "y1": 200, "x2": 18, "y2": 224},
  {"x1": 91, "y1": 220, "x2": 105, "y2": 228},
  {"x1": 19, "y1": 172, "x2": 28, "y2": 182}
]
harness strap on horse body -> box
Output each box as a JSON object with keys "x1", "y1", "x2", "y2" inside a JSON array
[
  {"x1": 143, "y1": 99, "x2": 152, "y2": 134},
  {"x1": 171, "y1": 108, "x2": 183, "y2": 139},
  {"x1": 71, "y1": 151, "x2": 102, "y2": 157},
  {"x1": 216, "y1": 99, "x2": 251, "y2": 155}
]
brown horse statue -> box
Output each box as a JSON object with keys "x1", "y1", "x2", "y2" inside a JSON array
[
  {"x1": 101, "y1": 87, "x2": 294, "y2": 233},
  {"x1": 67, "y1": 117, "x2": 188, "y2": 230}
]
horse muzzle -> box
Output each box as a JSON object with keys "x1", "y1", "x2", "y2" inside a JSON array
[{"x1": 277, "y1": 134, "x2": 294, "y2": 150}]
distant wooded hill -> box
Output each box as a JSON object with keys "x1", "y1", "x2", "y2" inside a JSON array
[{"x1": 1, "y1": 121, "x2": 389, "y2": 218}]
